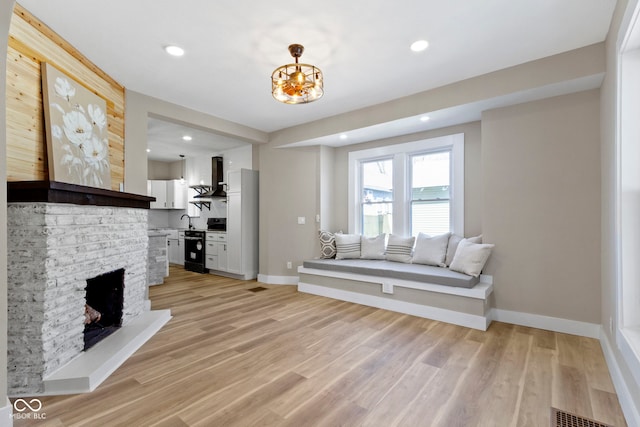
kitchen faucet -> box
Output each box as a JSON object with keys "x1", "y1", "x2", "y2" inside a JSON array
[{"x1": 180, "y1": 214, "x2": 193, "y2": 229}]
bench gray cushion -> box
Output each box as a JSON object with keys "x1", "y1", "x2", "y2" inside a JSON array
[{"x1": 302, "y1": 259, "x2": 479, "y2": 289}]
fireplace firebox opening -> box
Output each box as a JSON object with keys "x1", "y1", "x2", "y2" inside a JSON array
[{"x1": 84, "y1": 268, "x2": 125, "y2": 351}]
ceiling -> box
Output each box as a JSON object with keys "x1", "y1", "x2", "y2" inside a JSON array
[
  {"x1": 146, "y1": 117, "x2": 249, "y2": 162},
  {"x1": 17, "y1": 0, "x2": 617, "y2": 157}
]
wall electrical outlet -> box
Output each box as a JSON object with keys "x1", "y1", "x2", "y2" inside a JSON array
[
  {"x1": 297, "y1": 216, "x2": 306, "y2": 225},
  {"x1": 287, "y1": 261, "x2": 292, "y2": 269}
]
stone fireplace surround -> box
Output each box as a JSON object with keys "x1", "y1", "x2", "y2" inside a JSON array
[{"x1": 7, "y1": 181, "x2": 171, "y2": 396}]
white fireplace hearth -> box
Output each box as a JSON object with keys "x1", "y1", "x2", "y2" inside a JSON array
[{"x1": 7, "y1": 198, "x2": 170, "y2": 396}]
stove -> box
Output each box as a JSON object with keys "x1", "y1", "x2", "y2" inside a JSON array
[{"x1": 184, "y1": 229, "x2": 207, "y2": 273}]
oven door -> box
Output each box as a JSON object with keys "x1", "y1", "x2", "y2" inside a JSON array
[{"x1": 184, "y1": 236, "x2": 206, "y2": 272}]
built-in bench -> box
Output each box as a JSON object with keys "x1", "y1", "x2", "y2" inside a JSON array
[{"x1": 297, "y1": 259, "x2": 493, "y2": 330}]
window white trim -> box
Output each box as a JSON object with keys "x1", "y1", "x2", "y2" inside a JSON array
[
  {"x1": 348, "y1": 133, "x2": 464, "y2": 235},
  {"x1": 616, "y1": 0, "x2": 640, "y2": 406}
]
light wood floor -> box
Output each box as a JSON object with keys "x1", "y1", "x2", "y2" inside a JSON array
[{"x1": 13, "y1": 265, "x2": 626, "y2": 426}]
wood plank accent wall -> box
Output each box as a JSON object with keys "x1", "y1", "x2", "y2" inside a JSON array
[{"x1": 6, "y1": 4, "x2": 125, "y2": 190}]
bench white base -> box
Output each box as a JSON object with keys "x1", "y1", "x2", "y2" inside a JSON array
[
  {"x1": 299, "y1": 282, "x2": 491, "y2": 330},
  {"x1": 297, "y1": 266, "x2": 493, "y2": 330}
]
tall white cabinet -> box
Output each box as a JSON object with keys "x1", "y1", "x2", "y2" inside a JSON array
[{"x1": 225, "y1": 169, "x2": 258, "y2": 280}]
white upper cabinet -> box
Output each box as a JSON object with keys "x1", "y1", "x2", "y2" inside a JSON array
[
  {"x1": 148, "y1": 180, "x2": 187, "y2": 210},
  {"x1": 167, "y1": 180, "x2": 187, "y2": 209}
]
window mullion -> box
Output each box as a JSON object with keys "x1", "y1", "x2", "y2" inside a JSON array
[{"x1": 393, "y1": 153, "x2": 408, "y2": 236}]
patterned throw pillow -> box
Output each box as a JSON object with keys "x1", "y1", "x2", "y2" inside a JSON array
[{"x1": 318, "y1": 230, "x2": 337, "y2": 259}]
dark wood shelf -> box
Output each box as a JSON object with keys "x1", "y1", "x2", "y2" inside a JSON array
[
  {"x1": 8, "y1": 180, "x2": 155, "y2": 209},
  {"x1": 189, "y1": 200, "x2": 211, "y2": 211},
  {"x1": 189, "y1": 185, "x2": 212, "y2": 196}
]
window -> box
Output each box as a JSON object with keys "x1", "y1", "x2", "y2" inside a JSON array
[
  {"x1": 411, "y1": 151, "x2": 450, "y2": 235},
  {"x1": 361, "y1": 158, "x2": 393, "y2": 237},
  {"x1": 348, "y1": 134, "x2": 464, "y2": 237}
]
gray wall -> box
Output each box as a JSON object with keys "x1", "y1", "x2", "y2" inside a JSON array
[
  {"x1": 258, "y1": 144, "x2": 320, "y2": 276},
  {"x1": 1, "y1": 0, "x2": 16, "y2": 418},
  {"x1": 147, "y1": 160, "x2": 174, "y2": 179},
  {"x1": 482, "y1": 90, "x2": 601, "y2": 323},
  {"x1": 300, "y1": 90, "x2": 602, "y2": 326}
]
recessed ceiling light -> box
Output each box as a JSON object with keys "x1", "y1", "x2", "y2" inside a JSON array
[
  {"x1": 164, "y1": 45, "x2": 185, "y2": 57},
  {"x1": 420, "y1": 115, "x2": 430, "y2": 122},
  {"x1": 182, "y1": 135, "x2": 192, "y2": 141},
  {"x1": 410, "y1": 40, "x2": 429, "y2": 52},
  {"x1": 146, "y1": 148, "x2": 151, "y2": 153},
  {"x1": 339, "y1": 134, "x2": 348, "y2": 140}
]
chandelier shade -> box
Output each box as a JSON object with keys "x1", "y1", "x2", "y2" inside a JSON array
[{"x1": 272, "y1": 44, "x2": 323, "y2": 104}]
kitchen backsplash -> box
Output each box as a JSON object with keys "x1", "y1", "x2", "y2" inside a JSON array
[{"x1": 148, "y1": 201, "x2": 227, "y2": 230}]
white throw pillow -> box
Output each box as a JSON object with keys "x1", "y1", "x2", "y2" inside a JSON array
[
  {"x1": 445, "y1": 234, "x2": 482, "y2": 266},
  {"x1": 412, "y1": 232, "x2": 451, "y2": 267},
  {"x1": 360, "y1": 234, "x2": 386, "y2": 260},
  {"x1": 449, "y1": 239, "x2": 494, "y2": 278},
  {"x1": 335, "y1": 233, "x2": 362, "y2": 259},
  {"x1": 385, "y1": 234, "x2": 415, "y2": 263}
]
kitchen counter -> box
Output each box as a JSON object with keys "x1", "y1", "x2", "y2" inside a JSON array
[{"x1": 148, "y1": 230, "x2": 171, "y2": 237}]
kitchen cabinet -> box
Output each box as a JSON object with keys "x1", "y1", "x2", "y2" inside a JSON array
[
  {"x1": 148, "y1": 180, "x2": 167, "y2": 209},
  {"x1": 168, "y1": 230, "x2": 185, "y2": 265},
  {"x1": 168, "y1": 181, "x2": 187, "y2": 209},
  {"x1": 225, "y1": 169, "x2": 258, "y2": 279},
  {"x1": 147, "y1": 180, "x2": 187, "y2": 209},
  {"x1": 205, "y1": 232, "x2": 227, "y2": 271}
]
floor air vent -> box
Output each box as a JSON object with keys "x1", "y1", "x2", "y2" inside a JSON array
[
  {"x1": 248, "y1": 286, "x2": 267, "y2": 293},
  {"x1": 551, "y1": 408, "x2": 614, "y2": 427}
]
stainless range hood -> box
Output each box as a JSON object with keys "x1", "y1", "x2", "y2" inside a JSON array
[{"x1": 194, "y1": 156, "x2": 226, "y2": 198}]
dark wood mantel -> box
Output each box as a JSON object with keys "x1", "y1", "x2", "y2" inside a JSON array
[{"x1": 7, "y1": 181, "x2": 155, "y2": 209}]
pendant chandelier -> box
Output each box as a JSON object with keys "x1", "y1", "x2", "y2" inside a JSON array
[{"x1": 272, "y1": 44, "x2": 323, "y2": 104}]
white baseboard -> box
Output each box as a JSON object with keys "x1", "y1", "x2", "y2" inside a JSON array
[
  {"x1": 0, "y1": 399, "x2": 12, "y2": 427},
  {"x1": 600, "y1": 328, "x2": 640, "y2": 427},
  {"x1": 299, "y1": 282, "x2": 490, "y2": 330},
  {"x1": 490, "y1": 308, "x2": 600, "y2": 338},
  {"x1": 257, "y1": 274, "x2": 298, "y2": 285}
]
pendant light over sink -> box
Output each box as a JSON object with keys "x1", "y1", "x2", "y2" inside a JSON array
[{"x1": 272, "y1": 44, "x2": 324, "y2": 104}]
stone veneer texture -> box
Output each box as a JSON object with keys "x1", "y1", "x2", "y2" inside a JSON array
[{"x1": 7, "y1": 203, "x2": 149, "y2": 395}]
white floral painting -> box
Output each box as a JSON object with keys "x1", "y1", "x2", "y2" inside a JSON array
[{"x1": 41, "y1": 62, "x2": 111, "y2": 189}]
